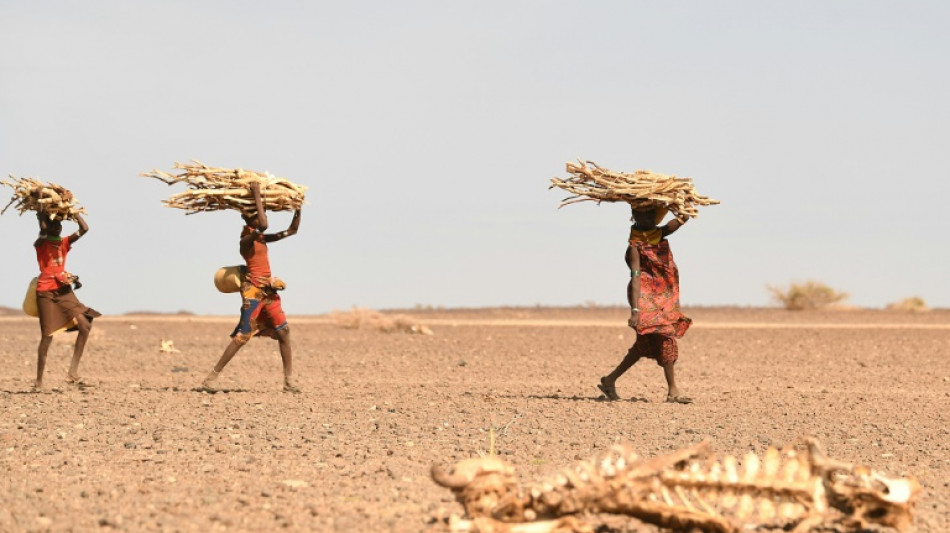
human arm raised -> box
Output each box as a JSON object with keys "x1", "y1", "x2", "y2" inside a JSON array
[
  {"x1": 240, "y1": 183, "x2": 269, "y2": 247},
  {"x1": 67, "y1": 214, "x2": 89, "y2": 244},
  {"x1": 264, "y1": 208, "x2": 301, "y2": 243},
  {"x1": 661, "y1": 215, "x2": 687, "y2": 238},
  {"x1": 37, "y1": 210, "x2": 49, "y2": 236},
  {"x1": 250, "y1": 182, "x2": 268, "y2": 231}
]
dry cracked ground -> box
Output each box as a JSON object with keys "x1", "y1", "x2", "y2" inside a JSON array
[{"x1": 1, "y1": 307, "x2": 948, "y2": 532}]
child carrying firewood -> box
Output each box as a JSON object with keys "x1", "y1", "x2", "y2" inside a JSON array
[
  {"x1": 33, "y1": 210, "x2": 101, "y2": 390},
  {"x1": 597, "y1": 205, "x2": 693, "y2": 403},
  {"x1": 199, "y1": 182, "x2": 303, "y2": 393}
]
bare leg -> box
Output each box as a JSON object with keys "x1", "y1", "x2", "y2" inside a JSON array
[
  {"x1": 604, "y1": 346, "x2": 640, "y2": 385},
  {"x1": 598, "y1": 341, "x2": 641, "y2": 401},
  {"x1": 277, "y1": 328, "x2": 299, "y2": 393},
  {"x1": 663, "y1": 362, "x2": 692, "y2": 404},
  {"x1": 35, "y1": 335, "x2": 53, "y2": 389},
  {"x1": 65, "y1": 315, "x2": 91, "y2": 383},
  {"x1": 663, "y1": 363, "x2": 678, "y2": 398},
  {"x1": 604, "y1": 342, "x2": 641, "y2": 387},
  {"x1": 201, "y1": 339, "x2": 244, "y2": 390}
]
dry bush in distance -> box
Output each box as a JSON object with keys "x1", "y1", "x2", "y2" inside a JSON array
[
  {"x1": 330, "y1": 307, "x2": 433, "y2": 335},
  {"x1": 887, "y1": 296, "x2": 930, "y2": 312},
  {"x1": 768, "y1": 281, "x2": 849, "y2": 310}
]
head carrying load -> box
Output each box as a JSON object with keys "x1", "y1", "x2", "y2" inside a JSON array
[
  {"x1": 141, "y1": 160, "x2": 307, "y2": 215},
  {"x1": 1, "y1": 176, "x2": 87, "y2": 221},
  {"x1": 549, "y1": 160, "x2": 719, "y2": 219}
]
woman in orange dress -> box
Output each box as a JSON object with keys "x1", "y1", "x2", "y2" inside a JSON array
[
  {"x1": 200, "y1": 182, "x2": 302, "y2": 393},
  {"x1": 598, "y1": 205, "x2": 693, "y2": 403}
]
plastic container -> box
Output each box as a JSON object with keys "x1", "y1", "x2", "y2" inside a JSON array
[{"x1": 214, "y1": 265, "x2": 245, "y2": 293}]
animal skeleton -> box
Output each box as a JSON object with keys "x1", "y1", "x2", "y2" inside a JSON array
[
  {"x1": 431, "y1": 438, "x2": 919, "y2": 533},
  {"x1": 141, "y1": 160, "x2": 307, "y2": 214},
  {"x1": 1, "y1": 176, "x2": 86, "y2": 221},
  {"x1": 549, "y1": 160, "x2": 718, "y2": 219}
]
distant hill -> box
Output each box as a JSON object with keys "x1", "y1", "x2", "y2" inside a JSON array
[
  {"x1": 123, "y1": 310, "x2": 196, "y2": 316},
  {"x1": 0, "y1": 306, "x2": 23, "y2": 316}
]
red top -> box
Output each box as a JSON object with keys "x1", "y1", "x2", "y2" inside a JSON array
[
  {"x1": 35, "y1": 237, "x2": 71, "y2": 292},
  {"x1": 241, "y1": 226, "x2": 272, "y2": 287}
]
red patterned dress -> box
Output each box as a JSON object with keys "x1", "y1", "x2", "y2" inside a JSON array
[{"x1": 629, "y1": 228, "x2": 691, "y2": 366}]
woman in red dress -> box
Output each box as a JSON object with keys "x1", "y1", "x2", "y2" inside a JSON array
[
  {"x1": 33, "y1": 211, "x2": 100, "y2": 390},
  {"x1": 598, "y1": 205, "x2": 693, "y2": 403},
  {"x1": 200, "y1": 182, "x2": 302, "y2": 393}
]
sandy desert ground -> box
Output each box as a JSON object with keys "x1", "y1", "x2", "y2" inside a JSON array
[{"x1": 0, "y1": 307, "x2": 948, "y2": 532}]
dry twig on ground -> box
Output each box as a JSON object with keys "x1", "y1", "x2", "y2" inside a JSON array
[
  {"x1": 549, "y1": 160, "x2": 718, "y2": 219},
  {"x1": 1, "y1": 176, "x2": 86, "y2": 221},
  {"x1": 330, "y1": 307, "x2": 433, "y2": 335},
  {"x1": 140, "y1": 160, "x2": 307, "y2": 214}
]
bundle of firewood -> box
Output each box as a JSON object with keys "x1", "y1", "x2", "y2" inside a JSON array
[
  {"x1": 1, "y1": 176, "x2": 86, "y2": 221},
  {"x1": 141, "y1": 160, "x2": 307, "y2": 214},
  {"x1": 550, "y1": 160, "x2": 719, "y2": 219}
]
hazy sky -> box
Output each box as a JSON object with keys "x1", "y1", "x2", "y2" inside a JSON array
[{"x1": 2, "y1": 1, "x2": 948, "y2": 314}]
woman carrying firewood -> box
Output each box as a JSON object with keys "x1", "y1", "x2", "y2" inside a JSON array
[
  {"x1": 33, "y1": 209, "x2": 101, "y2": 390},
  {"x1": 597, "y1": 205, "x2": 693, "y2": 403},
  {"x1": 200, "y1": 182, "x2": 303, "y2": 393},
  {"x1": 550, "y1": 160, "x2": 715, "y2": 403}
]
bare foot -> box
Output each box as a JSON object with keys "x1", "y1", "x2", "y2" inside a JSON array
[
  {"x1": 31, "y1": 380, "x2": 43, "y2": 392},
  {"x1": 283, "y1": 379, "x2": 301, "y2": 394}
]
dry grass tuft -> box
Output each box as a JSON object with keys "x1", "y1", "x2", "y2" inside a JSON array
[
  {"x1": 887, "y1": 297, "x2": 930, "y2": 313},
  {"x1": 768, "y1": 281, "x2": 849, "y2": 311},
  {"x1": 330, "y1": 307, "x2": 433, "y2": 335}
]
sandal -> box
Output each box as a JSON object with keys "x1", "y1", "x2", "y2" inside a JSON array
[
  {"x1": 597, "y1": 377, "x2": 620, "y2": 401},
  {"x1": 665, "y1": 394, "x2": 693, "y2": 404},
  {"x1": 64, "y1": 376, "x2": 96, "y2": 388},
  {"x1": 198, "y1": 370, "x2": 220, "y2": 393}
]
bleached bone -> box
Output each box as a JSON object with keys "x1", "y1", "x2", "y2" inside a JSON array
[{"x1": 431, "y1": 437, "x2": 919, "y2": 533}]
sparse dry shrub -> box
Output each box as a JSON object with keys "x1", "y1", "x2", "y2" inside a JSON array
[
  {"x1": 330, "y1": 307, "x2": 433, "y2": 335},
  {"x1": 887, "y1": 296, "x2": 929, "y2": 312},
  {"x1": 768, "y1": 281, "x2": 848, "y2": 310}
]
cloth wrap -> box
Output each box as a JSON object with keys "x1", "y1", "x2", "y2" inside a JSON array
[{"x1": 629, "y1": 229, "x2": 691, "y2": 365}]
